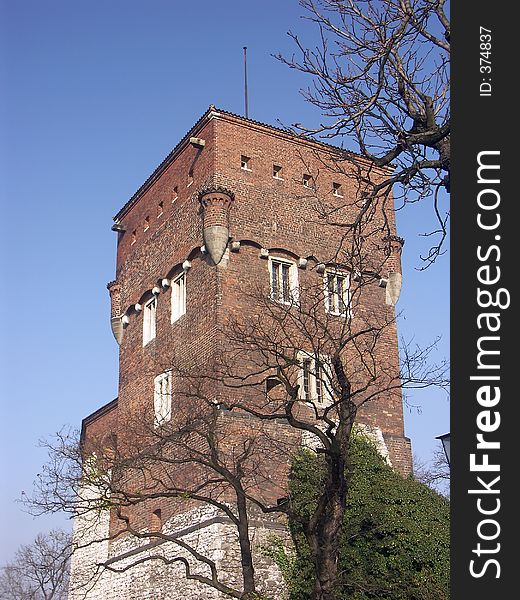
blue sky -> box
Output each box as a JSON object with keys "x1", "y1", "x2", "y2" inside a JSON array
[{"x1": 0, "y1": 0, "x2": 449, "y2": 563}]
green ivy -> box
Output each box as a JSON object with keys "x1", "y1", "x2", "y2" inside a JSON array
[{"x1": 273, "y1": 435, "x2": 450, "y2": 600}]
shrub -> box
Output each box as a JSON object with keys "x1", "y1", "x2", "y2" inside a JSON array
[{"x1": 278, "y1": 435, "x2": 450, "y2": 600}]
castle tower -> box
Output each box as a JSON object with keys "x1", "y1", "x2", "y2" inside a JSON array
[{"x1": 70, "y1": 107, "x2": 412, "y2": 600}]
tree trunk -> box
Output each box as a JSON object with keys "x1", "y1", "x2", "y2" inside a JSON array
[
  {"x1": 308, "y1": 367, "x2": 355, "y2": 600},
  {"x1": 310, "y1": 449, "x2": 347, "y2": 600},
  {"x1": 236, "y1": 491, "x2": 257, "y2": 597}
]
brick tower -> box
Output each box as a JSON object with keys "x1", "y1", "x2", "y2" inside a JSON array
[{"x1": 69, "y1": 107, "x2": 412, "y2": 600}]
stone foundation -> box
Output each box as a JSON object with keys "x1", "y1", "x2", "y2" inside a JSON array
[{"x1": 69, "y1": 505, "x2": 289, "y2": 600}]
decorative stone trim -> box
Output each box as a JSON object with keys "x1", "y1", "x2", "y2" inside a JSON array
[
  {"x1": 197, "y1": 185, "x2": 235, "y2": 203},
  {"x1": 107, "y1": 281, "x2": 125, "y2": 345},
  {"x1": 385, "y1": 271, "x2": 403, "y2": 306},
  {"x1": 189, "y1": 137, "x2": 205, "y2": 148},
  {"x1": 198, "y1": 187, "x2": 234, "y2": 266},
  {"x1": 382, "y1": 234, "x2": 405, "y2": 247},
  {"x1": 107, "y1": 281, "x2": 122, "y2": 318}
]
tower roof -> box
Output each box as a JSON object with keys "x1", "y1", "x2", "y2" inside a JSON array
[{"x1": 113, "y1": 106, "x2": 369, "y2": 222}]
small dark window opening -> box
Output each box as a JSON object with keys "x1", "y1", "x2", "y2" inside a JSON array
[
  {"x1": 151, "y1": 508, "x2": 162, "y2": 531},
  {"x1": 273, "y1": 164, "x2": 283, "y2": 179},
  {"x1": 266, "y1": 377, "x2": 282, "y2": 393},
  {"x1": 333, "y1": 182, "x2": 343, "y2": 197}
]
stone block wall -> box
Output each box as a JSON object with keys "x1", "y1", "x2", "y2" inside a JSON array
[{"x1": 70, "y1": 504, "x2": 289, "y2": 600}]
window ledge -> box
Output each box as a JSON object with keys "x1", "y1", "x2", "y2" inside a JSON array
[{"x1": 326, "y1": 310, "x2": 349, "y2": 317}]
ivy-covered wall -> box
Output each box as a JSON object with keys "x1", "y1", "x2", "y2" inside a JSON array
[{"x1": 267, "y1": 435, "x2": 450, "y2": 600}]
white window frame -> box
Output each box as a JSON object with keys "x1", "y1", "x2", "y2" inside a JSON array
[
  {"x1": 324, "y1": 270, "x2": 351, "y2": 317},
  {"x1": 142, "y1": 296, "x2": 157, "y2": 346},
  {"x1": 297, "y1": 351, "x2": 333, "y2": 406},
  {"x1": 171, "y1": 271, "x2": 186, "y2": 323},
  {"x1": 268, "y1": 257, "x2": 299, "y2": 305},
  {"x1": 154, "y1": 370, "x2": 173, "y2": 427}
]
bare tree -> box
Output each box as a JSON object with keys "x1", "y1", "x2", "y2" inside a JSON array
[
  {"x1": 414, "y1": 443, "x2": 450, "y2": 497},
  {"x1": 208, "y1": 273, "x2": 448, "y2": 599},
  {"x1": 22, "y1": 4, "x2": 451, "y2": 597},
  {"x1": 0, "y1": 530, "x2": 71, "y2": 600},
  {"x1": 278, "y1": 0, "x2": 450, "y2": 266},
  {"x1": 26, "y1": 242, "x2": 447, "y2": 600}
]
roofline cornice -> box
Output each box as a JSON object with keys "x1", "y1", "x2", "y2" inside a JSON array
[
  {"x1": 113, "y1": 106, "x2": 392, "y2": 222},
  {"x1": 113, "y1": 106, "x2": 217, "y2": 222},
  {"x1": 80, "y1": 397, "x2": 119, "y2": 446}
]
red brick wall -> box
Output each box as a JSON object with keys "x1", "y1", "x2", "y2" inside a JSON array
[
  {"x1": 114, "y1": 118, "x2": 217, "y2": 303},
  {"x1": 211, "y1": 113, "x2": 408, "y2": 445},
  {"x1": 82, "y1": 400, "x2": 118, "y2": 456},
  {"x1": 86, "y1": 110, "x2": 412, "y2": 536}
]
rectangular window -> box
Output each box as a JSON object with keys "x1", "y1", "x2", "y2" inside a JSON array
[
  {"x1": 269, "y1": 258, "x2": 298, "y2": 304},
  {"x1": 241, "y1": 155, "x2": 251, "y2": 171},
  {"x1": 333, "y1": 182, "x2": 343, "y2": 197},
  {"x1": 171, "y1": 272, "x2": 186, "y2": 323},
  {"x1": 325, "y1": 272, "x2": 350, "y2": 316},
  {"x1": 154, "y1": 371, "x2": 172, "y2": 427},
  {"x1": 303, "y1": 173, "x2": 312, "y2": 188},
  {"x1": 298, "y1": 352, "x2": 333, "y2": 405},
  {"x1": 143, "y1": 296, "x2": 157, "y2": 346},
  {"x1": 302, "y1": 358, "x2": 312, "y2": 401},
  {"x1": 315, "y1": 361, "x2": 324, "y2": 404}
]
